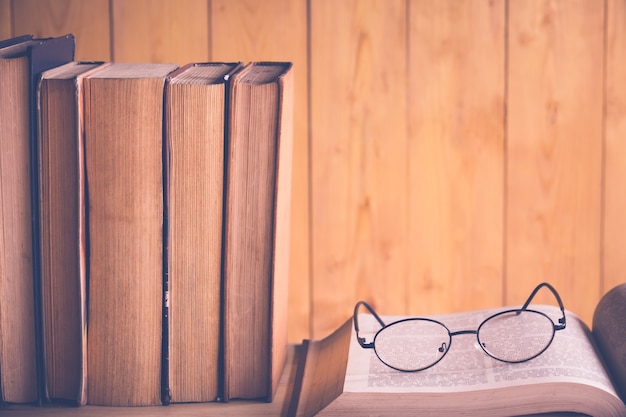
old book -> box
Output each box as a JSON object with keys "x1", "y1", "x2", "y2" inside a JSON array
[
  {"x1": 37, "y1": 61, "x2": 107, "y2": 405},
  {"x1": 164, "y1": 62, "x2": 242, "y2": 404},
  {"x1": 222, "y1": 62, "x2": 294, "y2": 401},
  {"x1": 0, "y1": 34, "x2": 74, "y2": 404},
  {"x1": 290, "y1": 284, "x2": 626, "y2": 417},
  {"x1": 84, "y1": 62, "x2": 178, "y2": 406}
]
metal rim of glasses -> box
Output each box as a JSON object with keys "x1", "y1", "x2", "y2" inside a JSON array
[{"x1": 353, "y1": 282, "x2": 567, "y2": 372}]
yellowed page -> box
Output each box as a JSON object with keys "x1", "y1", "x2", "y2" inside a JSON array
[{"x1": 346, "y1": 307, "x2": 619, "y2": 398}]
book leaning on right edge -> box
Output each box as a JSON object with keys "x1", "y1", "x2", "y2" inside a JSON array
[
  {"x1": 222, "y1": 62, "x2": 294, "y2": 402},
  {"x1": 289, "y1": 283, "x2": 626, "y2": 417}
]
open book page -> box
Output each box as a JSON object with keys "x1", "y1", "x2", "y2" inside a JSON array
[
  {"x1": 593, "y1": 283, "x2": 626, "y2": 402},
  {"x1": 345, "y1": 306, "x2": 620, "y2": 401}
]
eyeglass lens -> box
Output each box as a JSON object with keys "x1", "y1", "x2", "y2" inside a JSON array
[
  {"x1": 374, "y1": 319, "x2": 451, "y2": 372},
  {"x1": 478, "y1": 310, "x2": 555, "y2": 363}
]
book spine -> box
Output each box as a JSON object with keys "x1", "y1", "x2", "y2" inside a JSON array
[
  {"x1": 161, "y1": 74, "x2": 172, "y2": 406},
  {"x1": 217, "y1": 62, "x2": 244, "y2": 403}
]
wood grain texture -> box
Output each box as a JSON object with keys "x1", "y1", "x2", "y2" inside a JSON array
[
  {"x1": 604, "y1": 0, "x2": 626, "y2": 295},
  {"x1": 111, "y1": 0, "x2": 209, "y2": 64},
  {"x1": 211, "y1": 0, "x2": 310, "y2": 343},
  {"x1": 506, "y1": 0, "x2": 604, "y2": 324},
  {"x1": 407, "y1": 0, "x2": 505, "y2": 315},
  {"x1": 0, "y1": 0, "x2": 11, "y2": 40},
  {"x1": 310, "y1": 0, "x2": 408, "y2": 338},
  {"x1": 11, "y1": 0, "x2": 110, "y2": 60}
]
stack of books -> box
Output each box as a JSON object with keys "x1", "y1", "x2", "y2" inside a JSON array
[{"x1": 0, "y1": 34, "x2": 293, "y2": 407}]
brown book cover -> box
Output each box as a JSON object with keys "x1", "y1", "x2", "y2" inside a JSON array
[
  {"x1": 83, "y1": 62, "x2": 178, "y2": 406},
  {"x1": 222, "y1": 62, "x2": 294, "y2": 402},
  {"x1": 0, "y1": 34, "x2": 74, "y2": 405},
  {"x1": 163, "y1": 62, "x2": 242, "y2": 404},
  {"x1": 37, "y1": 61, "x2": 107, "y2": 405}
]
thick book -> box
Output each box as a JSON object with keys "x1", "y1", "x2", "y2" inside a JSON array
[
  {"x1": 290, "y1": 284, "x2": 626, "y2": 417},
  {"x1": 222, "y1": 62, "x2": 294, "y2": 401},
  {"x1": 83, "y1": 62, "x2": 178, "y2": 406},
  {"x1": 0, "y1": 34, "x2": 74, "y2": 404},
  {"x1": 37, "y1": 61, "x2": 107, "y2": 405},
  {"x1": 164, "y1": 62, "x2": 242, "y2": 404}
]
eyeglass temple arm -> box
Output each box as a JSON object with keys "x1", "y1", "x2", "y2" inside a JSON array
[
  {"x1": 353, "y1": 301, "x2": 387, "y2": 348},
  {"x1": 520, "y1": 282, "x2": 566, "y2": 330}
]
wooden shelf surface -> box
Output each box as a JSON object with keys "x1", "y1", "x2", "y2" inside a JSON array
[{"x1": 2, "y1": 346, "x2": 300, "y2": 417}]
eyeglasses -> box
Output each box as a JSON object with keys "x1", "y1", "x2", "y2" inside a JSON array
[{"x1": 354, "y1": 282, "x2": 566, "y2": 372}]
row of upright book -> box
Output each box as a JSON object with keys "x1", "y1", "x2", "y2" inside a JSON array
[{"x1": 0, "y1": 34, "x2": 293, "y2": 407}]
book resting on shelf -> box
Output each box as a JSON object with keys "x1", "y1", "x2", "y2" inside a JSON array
[
  {"x1": 0, "y1": 34, "x2": 75, "y2": 405},
  {"x1": 289, "y1": 283, "x2": 626, "y2": 417},
  {"x1": 84, "y1": 62, "x2": 179, "y2": 407},
  {"x1": 222, "y1": 61, "x2": 294, "y2": 402},
  {"x1": 38, "y1": 61, "x2": 107, "y2": 405},
  {"x1": 164, "y1": 62, "x2": 243, "y2": 404}
]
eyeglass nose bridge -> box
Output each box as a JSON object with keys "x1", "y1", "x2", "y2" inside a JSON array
[
  {"x1": 449, "y1": 329, "x2": 478, "y2": 337},
  {"x1": 444, "y1": 329, "x2": 480, "y2": 352},
  {"x1": 437, "y1": 329, "x2": 479, "y2": 354}
]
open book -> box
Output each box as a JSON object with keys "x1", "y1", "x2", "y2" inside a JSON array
[{"x1": 289, "y1": 284, "x2": 626, "y2": 417}]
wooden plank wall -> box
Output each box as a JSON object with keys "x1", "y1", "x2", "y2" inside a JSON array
[
  {"x1": 2, "y1": 0, "x2": 624, "y2": 342},
  {"x1": 406, "y1": 0, "x2": 505, "y2": 318}
]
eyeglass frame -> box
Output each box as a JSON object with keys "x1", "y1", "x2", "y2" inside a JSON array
[{"x1": 354, "y1": 282, "x2": 567, "y2": 372}]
